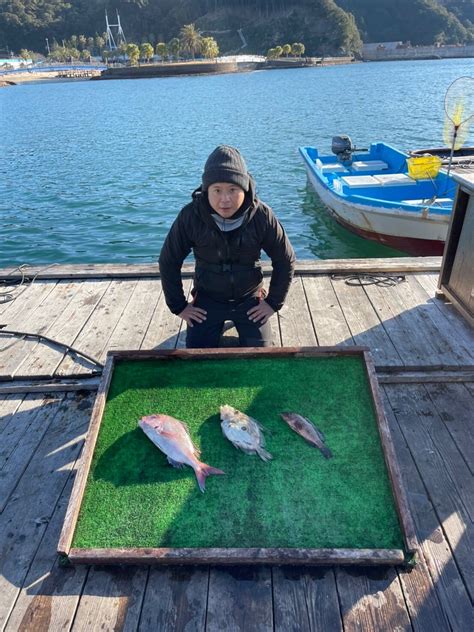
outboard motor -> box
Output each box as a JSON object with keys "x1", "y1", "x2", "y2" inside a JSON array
[{"x1": 332, "y1": 135, "x2": 356, "y2": 164}]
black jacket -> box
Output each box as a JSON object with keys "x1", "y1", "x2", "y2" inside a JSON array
[{"x1": 159, "y1": 181, "x2": 296, "y2": 315}]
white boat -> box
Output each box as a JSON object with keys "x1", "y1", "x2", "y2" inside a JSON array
[{"x1": 299, "y1": 138, "x2": 457, "y2": 256}]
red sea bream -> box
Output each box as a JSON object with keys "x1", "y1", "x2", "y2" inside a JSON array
[{"x1": 138, "y1": 414, "x2": 224, "y2": 492}]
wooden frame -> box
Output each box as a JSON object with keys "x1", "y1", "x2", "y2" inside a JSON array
[
  {"x1": 438, "y1": 175, "x2": 474, "y2": 326},
  {"x1": 58, "y1": 347, "x2": 418, "y2": 566}
]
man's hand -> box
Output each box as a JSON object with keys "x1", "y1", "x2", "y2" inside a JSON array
[
  {"x1": 179, "y1": 304, "x2": 207, "y2": 327},
  {"x1": 247, "y1": 300, "x2": 275, "y2": 325}
]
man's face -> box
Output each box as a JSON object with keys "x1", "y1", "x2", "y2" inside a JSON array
[{"x1": 207, "y1": 182, "x2": 246, "y2": 218}]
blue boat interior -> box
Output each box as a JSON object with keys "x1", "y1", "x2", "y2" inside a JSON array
[{"x1": 300, "y1": 143, "x2": 456, "y2": 215}]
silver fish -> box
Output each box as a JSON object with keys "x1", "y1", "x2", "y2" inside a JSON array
[
  {"x1": 280, "y1": 412, "x2": 333, "y2": 459},
  {"x1": 220, "y1": 405, "x2": 272, "y2": 462},
  {"x1": 139, "y1": 414, "x2": 225, "y2": 492}
]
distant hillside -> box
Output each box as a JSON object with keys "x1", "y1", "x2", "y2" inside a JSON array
[
  {"x1": 0, "y1": 0, "x2": 472, "y2": 55},
  {"x1": 337, "y1": 0, "x2": 473, "y2": 45},
  {"x1": 437, "y1": 0, "x2": 474, "y2": 26}
]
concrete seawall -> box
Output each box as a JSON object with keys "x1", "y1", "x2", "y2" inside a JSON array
[
  {"x1": 98, "y1": 57, "x2": 355, "y2": 80},
  {"x1": 362, "y1": 44, "x2": 474, "y2": 61},
  {"x1": 98, "y1": 60, "x2": 239, "y2": 80}
]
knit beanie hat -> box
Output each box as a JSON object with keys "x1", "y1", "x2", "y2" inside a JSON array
[{"x1": 202, "y1": 145, "x2": 250, "y2": 192}]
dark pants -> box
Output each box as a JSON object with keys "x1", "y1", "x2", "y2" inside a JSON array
[{"x1": 186, "y1": 294, "x2": 273, "y2": 348}]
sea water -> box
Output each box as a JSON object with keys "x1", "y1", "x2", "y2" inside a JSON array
[{"x1": 1, "y1": 57, "x2": 473, "y2": 265}]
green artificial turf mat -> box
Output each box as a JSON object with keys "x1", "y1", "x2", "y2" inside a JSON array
[{"x1": 72, "y1": 356, "x2": 405, "y2": 551}]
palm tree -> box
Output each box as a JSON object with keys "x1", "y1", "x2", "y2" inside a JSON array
[
  {"x1": 201, "y1": 37, "x2": 219, "y2": 59},
  {"x1": 156, "y1": 42, "x2": 168, "y2": 60},
  {"x1": 126, "y1": 43, "x2": 140, "y2": 66},
  {"x1": 291, "y1": 42, "x2": 305, "y2": 58},
  {"x1": 180, "y1": 23, "x2": 202, "y2": 59},
  {"x1": 140, "y1": 42, "x2": 154, "y2": 63},
  {"x1": 168, "y1": 38, "x2": 180, "y2": 61}
]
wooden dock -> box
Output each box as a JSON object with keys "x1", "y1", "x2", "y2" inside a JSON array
[{"x1": 0, "y1": 258, "x2": 472, "y2": 631}]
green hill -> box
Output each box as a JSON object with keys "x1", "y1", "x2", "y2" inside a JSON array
[
  {"x1": 0, "y1": 0, "x2": 472, "y2": 55},
  {"x1": 337, "y1": 0, "x2": 472, "y2": 45}
]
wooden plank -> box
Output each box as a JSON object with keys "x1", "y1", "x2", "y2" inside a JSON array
[
  {"x1": 377, "y1": 368, "x2": 474, "y2": 383},
  {"x1": 415, "y1": 271, "x2": 439, "y2": 294},
  {"x1": 273, "y1": 566, "x2": 343, "y2": 632},
  {"x1": 0, "y1": 281, "x2": 80, "y2": 378},
  {"x1": 69, "y1": 566, "x2": 147, "y2": 632},
  {"x1": 0, "y1": 263, "x2": 164, "y2": 280},
  {"x1": 388, "y1": 275, "x2": 468, "y2": 365},
  {"x1": 335, "y1": 566, "x2": 412, "y2": 631},
  {"x1": 67, "y1": 546, "x2": 405, "y2": 565},
  {"x1": 415, "y1": 273, "x2": 474, "y2": 357},
  {"x1": 394, "y1": 385, "x2": 474, "y2": 522},
  {"x1": 302, "y1": 276, "x2": 354, "y2": 346},
  {"x1": 330, "y1": 276, "x2": 403, "y2": 367},
  {"x1": 0, "y1": 392, "x2": 93, "y2": 628},
  {"x1": 138, "y1": 566, "x2": 208, "y2": 631},
  {"x1": 104, "y1": 278, "x2": 162, "y2": 355},
  {"x1": 269, "y1": 305, "x2": 283, "y2": 347},
  {"x1": 3, "y1": 468, "x2": 89, "y2": 631},
  {"x1": 15, "y1": 279, "x2": 111, "y2": 378},
  {"x1": 447, "y1": 193, "x2": 474, "y2": 311},
  {"x1": 0, "y1": 257, "x2": 442, "y2": 281},
  {"x1": 425, "y1": 382, "x2": 474, "y2": 475},
  {"x1": 383, "y1": 388, "x2": 471, "y2": 631},
  {"x1": 361, "y1": 279, "x2": 436, "y2": 366},
  {"x1": 140, "y1": 279, "x2": 191, "y2": 350},
  {"x1": 404, "y1": 275, "x2": 474, "y2": 364},
  {"x1": 279, "y1": 277, "x2": 318, "y2": 346},
  {"x1": 364, "y1": 352, "x2": 418, "y2": 554},
  {"x1": 107, "y1": 347, "x2": 370, "y2": 362},
  {"x1": 55, "y1": 279, "x2": 138, "y2": 376},
  {"x1": 0, "y1": 394, "x2": 24, "y2": 431},
  {"x1": 0, "y1": 279, "x2": 58, "y2": 320},
  {"x1": 385, "y1": 384, "x2": 474, "y2": 600},
  {"x1": 0, "y1": 280, "x2": 61, "y2": 378},
  {"x1": 465, "y1": 381, "x2": 474, "y2": 398},
  {"x1": 1, "y1": 394, "x2": 57, "y2": 464},
  {"x1": 58, "y1": 356, "x2": 115, "y2": 555},
  {"x1": 206, "y1": 566, "x2": 273, "y2": 632},
  {"x1": 437, "y1": 285, "x2": 474, "y2": 328},
  {"x1": 0, "y1": 394, "x2": 65, "y2": 512},
  {"x1": 0, "y1": 377, "x2": 101, "y2": 395}
]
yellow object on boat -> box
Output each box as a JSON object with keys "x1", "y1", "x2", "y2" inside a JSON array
[{"x1": 407, "y1": 155, "x2": 442, "y2": 180}]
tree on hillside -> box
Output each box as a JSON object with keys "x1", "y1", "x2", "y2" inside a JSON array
[
  {"x1": 140, "y1": 42, "x2": 154, "y2": 62},
  {"x1": 291, "y1": 42, "x2": 305, "y2": 57},
  {"x1": 201, "y1": 36, "x2": 219, "y2": 59},
  {"x1": 168, "y1": 37, "x2": 180, "y2": 60},
  {"x1": 156, "y1": 42, "x2": 168, "y2": 60},
  {"x1": 95, "y1": 35, "x2": 106, "y2": 52},
  {"x1": 126, "y1": 43, "x2": 140, "y2": 66},
  {"x1": 338, "y1": 0, "x2": 470, "y2": 45},
  {"x1": 180, "y1": 23, "x2": 202, "y2": 59}
]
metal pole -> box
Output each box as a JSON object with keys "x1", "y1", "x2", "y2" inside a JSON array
[{"x1": 46, "y1": 38, "x2": 51, "y2": 55}]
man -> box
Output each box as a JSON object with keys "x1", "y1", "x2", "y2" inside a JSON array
[{"x1": 159, "y1": 145, "x2": 295, "y2": 348}]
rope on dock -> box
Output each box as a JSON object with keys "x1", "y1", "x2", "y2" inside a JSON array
[
  {"x1": 0, "y1": 327, "x2": 104, "y2": 374},
  {"x1": 0, "y1": 263, "x2": 58, "y2": 304},
  {"x1": 331, "y1": 273, "x2": 406, "y2": 287}
]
